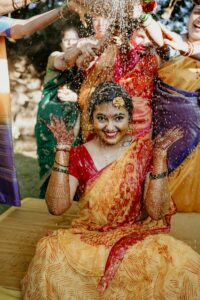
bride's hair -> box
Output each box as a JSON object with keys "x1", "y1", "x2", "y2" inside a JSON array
[{"x1": 88, "y1": 81, "x2": 133, "y2": 121}]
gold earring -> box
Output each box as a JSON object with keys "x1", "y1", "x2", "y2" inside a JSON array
[
  {"x1": 87, "y1": 123, "x2": 94, "y2": 132},
  {"x1": 127, "y1": 124, "x2": 133, "y2": 134}
]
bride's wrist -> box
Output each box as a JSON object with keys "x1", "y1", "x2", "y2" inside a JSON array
[{"x1": 55, "y1": 143, "x2": 71, "y2": 152}]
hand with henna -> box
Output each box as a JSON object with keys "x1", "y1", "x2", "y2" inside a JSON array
[
  {"x1": 144, "y1": 127, "x2": 184, "y2": 220},
  {"x1": 47, "y1": 116, "x2": 75, "y2": 150},
  {"x1": 153, "y1": 127, "x2": 184, "y2": 156}
]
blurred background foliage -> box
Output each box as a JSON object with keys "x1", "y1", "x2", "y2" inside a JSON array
[{"x1": 6, "y1": 0, "x2": 193, "y2": 78}]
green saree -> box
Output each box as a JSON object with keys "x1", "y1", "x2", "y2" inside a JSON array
[{"x1": 35, "y1": 67, "x2": 84, "y2": 198}]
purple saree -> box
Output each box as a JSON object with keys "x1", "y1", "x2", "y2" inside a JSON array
[
  {"x1": 153, "y1": 78, "x2": 200, "y2": 173},
  {"x1": 0, "y1": 36, "x2": 20, "y2": 206}
]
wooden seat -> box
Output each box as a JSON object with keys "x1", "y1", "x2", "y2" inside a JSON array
[{"x1": 0, "y1": 198, "x2": 199, "y2": 292}]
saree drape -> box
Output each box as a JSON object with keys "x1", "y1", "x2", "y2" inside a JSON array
[
  {"x1": 0, "y1": 37, "x2": 20, "y2": 206},
  {"x1": 153, "y1": 79, "x2": 200, "y2": 212},
  {"x1": 22, "y1": 137, "x2": 200, "y2": 299}
]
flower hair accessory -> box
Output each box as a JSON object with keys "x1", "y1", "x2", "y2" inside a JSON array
[{"x1": 112, "y1": 96, "x2": 125, "y2": 108}]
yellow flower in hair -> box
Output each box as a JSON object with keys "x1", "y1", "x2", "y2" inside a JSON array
[{"x1": 112, "y1": 96, "x2": 125, "y2": 108}]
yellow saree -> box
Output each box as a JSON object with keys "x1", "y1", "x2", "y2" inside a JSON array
[
  {"x1": 22, "y1": 137, "x2": 200, "y2": 299},
  {"x1": 157, "y1": 56, "x2": 200, "y2": 212}
]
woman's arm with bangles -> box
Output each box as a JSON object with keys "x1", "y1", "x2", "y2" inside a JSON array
[
  {"x1": 144, "y1": 127, "x2": 184, "y2": 220},
  {"x1": 45, "y1": 116, "x2": 79, "y2": 215}
]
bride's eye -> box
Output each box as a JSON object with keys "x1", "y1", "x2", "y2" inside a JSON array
[
  {"x1": 97, "y1": 115, "x2": 106, "y2": 122},
  {"x1": 115, "y1": 115, "x2": 124, "y2": 122}
]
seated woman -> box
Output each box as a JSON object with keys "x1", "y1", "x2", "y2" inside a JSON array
[{"x1": 22, "y1": 82, "x2": 200, "y2": 299}]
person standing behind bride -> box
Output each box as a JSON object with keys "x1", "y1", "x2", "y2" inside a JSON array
[{"x1": 35, "y1": 24, "x2": 99, "y2": 198}]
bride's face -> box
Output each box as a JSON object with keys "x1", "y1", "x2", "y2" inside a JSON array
[
  {"x1": 93, "y1": 102, "x2": 129, "y2": 145},
  {"x1": 188, "y1": 5, "x2": 200, "y2": 41}
]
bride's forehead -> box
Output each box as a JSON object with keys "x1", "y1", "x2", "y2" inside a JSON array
[{"x1": 94, "y1": 102, "x2": 127, "y2": 113}]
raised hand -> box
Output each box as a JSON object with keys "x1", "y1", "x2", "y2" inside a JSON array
[
  {"x1": 77, "y1": 37, "x2": 100, "y2": 57},
  {"x1": 47, "y1": 116, "x2": 75, "y2": 149},
  {"x1": 159, "y1": 23, "x2": 189, "y2": 53},
  {"x1": 154, "y1": 127, "x2": 184, "y2": 153}
]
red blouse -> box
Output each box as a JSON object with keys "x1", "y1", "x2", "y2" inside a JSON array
[{"x1": 69, "y1": 144, "x2": 99, "y2": 192}]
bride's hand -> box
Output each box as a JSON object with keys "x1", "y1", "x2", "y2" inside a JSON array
[
  {"x1": 47, "y1": 116, "x2": 75, "y2": 149},
  {"x1": 154, "y1": 127, "x2": 184, "y2": 154}
]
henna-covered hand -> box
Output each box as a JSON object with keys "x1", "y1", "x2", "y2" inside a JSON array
[
  {"x1": 154, "y1": 127, "x2": 184, "y2": 154},
  {"x1": 47, "y1": 116, "x2": 75, "y2": 148}
]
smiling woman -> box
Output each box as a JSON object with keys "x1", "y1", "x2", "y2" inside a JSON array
[
  {"x1": 188, "y1": 3, "x2": 200, "y2": 41},
  {"x1": 22, "y1": 81, "x2": 200, "y2": 300}
]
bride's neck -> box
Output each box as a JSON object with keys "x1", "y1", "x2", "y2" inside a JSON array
[{"x1": 95, "y1": 135, "x2": 132, "y2": 151}]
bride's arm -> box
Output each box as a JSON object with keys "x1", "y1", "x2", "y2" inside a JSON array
[
  {"x1": 45, "y1": 149, "x2": 79, "y2": 216},
  {"x1": 45, "y1": 116, "x2": 79, "y2": 215},
  {"x1": 143, "y1": 149, "x2": 170, "y2": 220},
  {"x1": 144, "y1": 127, "x2": 184, "y2": 220}
]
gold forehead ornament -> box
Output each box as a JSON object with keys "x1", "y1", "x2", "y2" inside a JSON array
[{"x1": 112, "y1": 96, "x2": 125, "y2": 108}]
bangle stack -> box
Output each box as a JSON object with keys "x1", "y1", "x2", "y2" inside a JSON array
[
  {"x1": 54, "y1": 159, "x2": 68, "y2": 168},
  {"x1": 52, "y1": 166, "x2": 69, "y2": 174},
  {"x1": 52, "y1": 158, "x2": 69, "y2": 174},
  {"x1": 149, "y1": 171, "x2": 168, "y2": 180},
  {"x1": 182, "y1": 41, "x2": 194, "y2": 57}
]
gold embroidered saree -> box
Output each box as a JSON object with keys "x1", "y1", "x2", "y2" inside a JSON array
[{"x1": 22, "y1": 137, "x2": 200, "y2": 299}]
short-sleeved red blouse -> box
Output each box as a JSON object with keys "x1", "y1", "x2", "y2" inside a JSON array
[{"x1": 69, "y1": 144, "x2": 99, "y2": 192}]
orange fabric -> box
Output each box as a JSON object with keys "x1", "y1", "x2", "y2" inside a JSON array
[
  {"x1": 158, "y1": 56, "x2": 200, "y2": 92},
  {"x1": 22, "y1": 137, "x2": 200, "y2": 299},
  {"x1": 169, "y1": 144, "x2": 200, "y2": 212}
]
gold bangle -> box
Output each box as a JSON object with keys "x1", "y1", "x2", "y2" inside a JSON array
[
  {"x1": 54, "y1": 159, "x2": 68, "y2": 168},
  {"x1": 149, "y1": 171, "x2": 168, "y2": 180}
]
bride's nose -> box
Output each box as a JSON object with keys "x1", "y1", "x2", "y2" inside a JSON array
[{"x1": 106, "y1": 120, "x2": 115, "y2": 131}]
